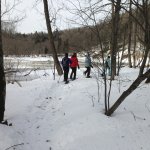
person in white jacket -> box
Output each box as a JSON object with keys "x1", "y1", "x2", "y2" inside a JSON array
[{"x1": 84, "y1": 52, "x2": 93, "y2": 78}]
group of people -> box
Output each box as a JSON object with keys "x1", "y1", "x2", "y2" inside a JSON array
[
  {"x1": 61, "y1": 52, "x2": 111, "y2": 84},
  {"x1": 61, "y1": 52, "x2": 93, "y2": 84},
  {"x1": 61, "y1": 53, "x2": 79, "y2": 84}
]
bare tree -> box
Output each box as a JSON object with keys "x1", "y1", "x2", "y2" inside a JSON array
[
  {"x1": 138, "y1": 0, "x2": 150, "y2": 76},
  {"x1": 145, "y1": 75, "x2": 150, "y2": 83},
  {"x1": 111, "y1": 0, "x2": 121, "y2": 80},
  {"x1": 117, "y1": 23, "x2": 128, "y2": 75},
  {"x1": 63, "y1": 0, "x2": 109, "y2": 112},
  {"x1": 65, "y1": 0, "x2": 149, "y2": 116},
  {"x1": 43, "y1": 0, "x2": 63, "y2": 75},
  {"x1": 106, "y1": 0, "x2": 150, "y2": 116},
  {"x1": 106, "y1": 69, "x2": 150, "y2": 116},
  {"x1": 2, "y1": 0, "x2": 25, "y2": 34},
  {"x1": 132, "y1": 15, "x2": 137, "y2": 68},
  {"x1": 127, "y1": 0, "x2": 132, "y2": 68},
  {"x1": 0, "y1": 0, "x2": 6, "y2": 122}
]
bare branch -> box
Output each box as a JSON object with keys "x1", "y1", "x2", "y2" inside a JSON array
[{"x1": 5, "y1": 143, "x2": 24, "y2": 150}]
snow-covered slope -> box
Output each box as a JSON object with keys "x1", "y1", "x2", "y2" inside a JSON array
[{"x1": 0, "y1": 66, "x2": 150, "y2": 150}]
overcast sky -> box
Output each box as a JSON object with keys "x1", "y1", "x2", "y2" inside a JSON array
[
  {"x1": 2, "y1": 0, "x2": 109, "y2": 34},
  {"x1": 16, "y1": 0, "x2": 65, "y2": 33},
  {"x1": 2, "y1": 0, "x2": 78, "y2": 33},
  {"x1": 14, "y1": 0, "x2": 61, "y2": 33},
  {"x1": 17, "y1": 1, "x2": 46, "y2": 33}
]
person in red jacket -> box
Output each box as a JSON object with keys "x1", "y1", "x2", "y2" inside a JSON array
[{"x1": 70, "y1": 53, "x2": 80, "y2": 80}]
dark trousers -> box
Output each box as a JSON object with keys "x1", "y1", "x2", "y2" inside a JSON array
[
  {"x1": 63, "y1": 67, "x2": 69, "y2": 82},
  {"x1": 84, "y1": 67, "x2": 91, "y2": 77},
  {"x1": 0, "y1": 111, "x2": 4, "y2": 122},
  {"x1": 0, "y1": 105, "x2": 5, "y2": 122},
  {"x1": 70, "y1": 67, "x2": 77, "y2": 79}
]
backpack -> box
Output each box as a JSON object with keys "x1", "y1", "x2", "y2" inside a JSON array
[{"x1": 62, "y1": 57, "x2": 68, "y2": 67}]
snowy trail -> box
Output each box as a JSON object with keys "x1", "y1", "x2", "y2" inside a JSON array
[{"x1": 1, "y1": 68, "x2": 150, "y2": 150}]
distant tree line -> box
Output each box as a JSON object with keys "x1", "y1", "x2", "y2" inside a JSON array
[{"x1": 1, "y1": 3, "x2": 149, "y2": 59}]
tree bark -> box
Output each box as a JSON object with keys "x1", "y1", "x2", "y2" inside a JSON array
[
  {"x1": 111, "y1": 0, "x2": 121, "y2": 79},
  {"x1": 139, "y1": 0, "x2": 149, "y2": 76},
  {"x1": 43, "y1": 0, "x2": 63, "y2": 75},
  {"x1": 0, "y1": 0, "x2": 6, "y2": 122},
  {"x1": 145, "y1": 74, "x2": 150, "y2": 83},
  {"x1": 106, "y1": 69, "x2": 150, "y2": 116},
  {"x1": 117, "y1": 24, "x2": 127, "y2": 75},
  {"x1": 127, "y1": 0, "x2": 132, "y2": 68},
  {"x1": 133, "y1": 21, "x2": 137, "y2": 68}
]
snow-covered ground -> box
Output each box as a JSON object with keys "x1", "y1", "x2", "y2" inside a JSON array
[{"x1": 0, "y1": 57, "x2": 150, "y2": 150}]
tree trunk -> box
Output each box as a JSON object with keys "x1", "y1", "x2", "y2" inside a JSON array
[
  {"x1": 133, "y1": 21, "x2": 137, "y2": 68},
  {"x1": 0, "y1": 0, "x2": 6, "y2": 122},
  {"x1": 111, "y1": 0, "x2": 121, "y2": 79},
  {"x1": 145, "y1": 75, "x2": 150, "y2": 83},
  {"x1": 117, "y1": 24, "x2": 127, "y2": 75},
  {"x1": 133, "y1": 6, "x2": 138, "y2": 68},
  {"x1": 106, "y1": 69, "x2": 150, "y2": 116},
  {"x1": 139, "y1": 0, "x2": 149, "y2": 76},
  {"x1": 43, "y1": 0, "x2": 63, "y2": 75},
  {"x1": 127, "y1": 0, "x2": 132, "y2": 68}
]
